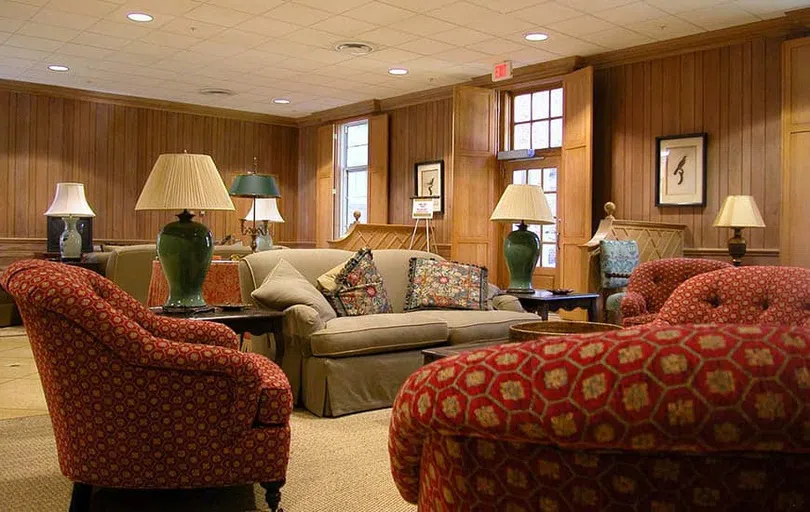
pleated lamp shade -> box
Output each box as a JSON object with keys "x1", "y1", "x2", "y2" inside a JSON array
[
  {"x1": 712, "y1": 195, "x2": 766, "y2": 228},
  {"x1": 490, "y1": 184, "x2": 554, "y2": 225},
  {"x1": 45, "y1": 183, "x2": 96, "y2": 217},
  {"x1": 243, "y1": 198, "x2": 285, "y2": 223},
  {"x1": 135, "y1": 153, "x2": 234, "y2": 211}
]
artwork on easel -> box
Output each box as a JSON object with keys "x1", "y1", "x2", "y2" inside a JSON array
[
  {"x1": 655, "y1": 133, "x2": 707, "y2": 207},
  {"x1": 414, "y1": 160, "x2": 444, "y2": 214}
]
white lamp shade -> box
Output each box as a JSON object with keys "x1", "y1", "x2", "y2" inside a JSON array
[
  {"x1": 44, "y1": 183, "x2": 95, "y2": 217},
  {"x1": 243, "y1": 198, "x2": 285, "y2": 223},
  {"x1": 490, "y1": 184, "x2": 554, "y2": 225},
  {"x1": 712, "y1": 195, "x2": 766, "y2": 228},
  {"x1": 135, "y1": 153, "x2": 234, "y2": 211}
]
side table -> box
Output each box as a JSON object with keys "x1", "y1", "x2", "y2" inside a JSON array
[
  {"x1": 150, "y1": 307, "x2": 286, "y2": 364},
  {"x1": 515, "y1": 290, "x2": 600, "y2": 321}
]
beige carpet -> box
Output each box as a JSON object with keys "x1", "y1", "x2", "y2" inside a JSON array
[{"x1": 0, "y1": 409, "x2": 416, "y2": 512}]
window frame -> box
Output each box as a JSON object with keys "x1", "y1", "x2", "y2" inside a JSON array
[
  {"x1": 505, "y1": 82, "x2": 564, "y2": 157},
  {"x1": 335, "y1": 118, "x2": 369, "y2": 237}
]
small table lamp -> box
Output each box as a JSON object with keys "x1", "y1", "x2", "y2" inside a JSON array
[
  {"x1": 712, "y1": 195, "x2": 766, "y2": 266},
  {"x1": 135, "y1": 153, "x2": 235, "y2": 312},
  {"x1": 229, "y1": 159, "x2": 281, "y2": 252},
  {"x1": 44, "y1": 183, "x2": 95, "y2": 261},
  {"x1": 243, "y1": 198, "x2": 285, "y2": 251},
  {"x1": 490, "y1": 184, "x2": 554, "y2": 294}
]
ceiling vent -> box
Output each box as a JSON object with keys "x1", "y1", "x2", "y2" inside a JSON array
[
  {"x1": 199, "y1": 87, "x2": 236, "y2": 97},
  {"x1": 335, "y1": 42, "x2": 375, "y2": 55}
]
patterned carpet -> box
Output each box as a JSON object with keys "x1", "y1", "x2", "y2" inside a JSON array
[{"x1": 0, "y1": 409, "x2": 415, "y2": 512}]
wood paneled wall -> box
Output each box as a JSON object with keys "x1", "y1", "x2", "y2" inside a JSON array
[
  {"x1": 388, "y1": 98, "x2": 454, "y2": 245},
  {"x1": 0, "y1": 89, "x2": 298, "y2": 247},
  {"x1": 593, "y1": 37, "x2": 782, "y2": 253}
]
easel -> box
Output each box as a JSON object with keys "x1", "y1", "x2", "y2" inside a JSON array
[{"x1": 409, "y1": 197, "x2": 437, "y2": 253}]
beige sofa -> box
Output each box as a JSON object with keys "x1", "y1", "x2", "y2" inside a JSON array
[
  {"x1": 87, "y1": 244, "x2": 252, "y2": 304},
  {"x1": 238, "y1": 249, "x2": 539, "y2": 417}
]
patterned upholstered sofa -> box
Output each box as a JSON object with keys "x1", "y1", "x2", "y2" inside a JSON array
[
  {"x1": 389, "y1": 323, "x2": 810, "y2": 511},
  {"x1": 621, "y1": 258, "x2": 732, "y2": 326},
  {"x1": 654, "y1": 266, "x2": 810, "y2": 327},
  {"x1": 1, "y1": 260, "x2": 292, "y2": 512}
]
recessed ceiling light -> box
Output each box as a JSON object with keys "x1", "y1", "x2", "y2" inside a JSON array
[
  {"x1": 388, "y1": 67, "x2": 408, "y2": 76},
  {"x1": 524, "y1": 32, "x2": 549, "y2": 41},
  {"x1": 335, "y1": 42, "x2": 375, "y2": 56},
  {"x1": 273, "y1": 98, "x2": 291, "y2": 104},
  {"x1": 48, "y1": 65, "x2": 69, "y2": 72},
  {"x1": 127, "y1": 12, "x2": 153, "y2": 22}
]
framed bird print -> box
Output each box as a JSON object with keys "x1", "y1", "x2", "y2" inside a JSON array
[
  {"x1": 414, "y1": 160, "x2": 444, "y2": 213},
  {"x1": 655, "y1": 133, "x2": 707, "y2": 207}
]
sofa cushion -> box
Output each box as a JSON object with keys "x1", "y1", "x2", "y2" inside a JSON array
[
  {"x1": 310, "y1": 312, "x2": 449, "y2": 357},
  {"x1": 251, "y1": 259, "x2": 336, "y2": 323},
  {"x1": 405, "y1": 258, "x2": 488, "y2": 311},
  {"x1": 424, "y1": 310, "x2": 539, "y2": 345}
]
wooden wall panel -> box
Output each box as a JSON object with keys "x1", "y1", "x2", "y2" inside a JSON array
[
  {"x1": 593, "y1": 38, "x2": 782, "y2": 254},
  {"x1": 0, "y1": 88, "x2": 298, "y2": 249}
]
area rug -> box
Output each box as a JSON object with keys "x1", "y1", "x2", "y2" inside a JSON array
[{"x1": 0, "y1": 409, "x2": 415, "y2": 512}]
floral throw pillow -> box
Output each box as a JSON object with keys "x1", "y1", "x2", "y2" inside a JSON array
[
  {"x1": 323, "y1": 248, "x2": 393, "y2": 317},
  {"x1": 405, "y1": 258, "x2": 488, "y2": 311}
]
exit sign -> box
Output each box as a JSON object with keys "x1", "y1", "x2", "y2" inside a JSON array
[{"x1": 492, "y1": 61, "x2": 513, "y2": 82}]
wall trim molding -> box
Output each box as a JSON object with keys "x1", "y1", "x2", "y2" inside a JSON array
[{"x1": 0, "y1": 79, "x2": 299, "y2": 127}]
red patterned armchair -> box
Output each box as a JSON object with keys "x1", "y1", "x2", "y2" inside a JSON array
[
  {"x1": 390, "y1": 323, "x2": 810, "y2": 511},
  {"x1": 655, "y1": 266, "x2": 810, "y2": 327},
  {"x1": 621, "y1": 258, "x2": 732, "y2": 326},
  {"x1": 0, "y1": 260, "x2": 292, "y2": 512}
]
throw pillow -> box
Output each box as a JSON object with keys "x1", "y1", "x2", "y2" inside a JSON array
[
  {"x1": 320, "y1": 248, "x2": 393, "y2": 316},
  {"x1": 251, "y1": 259, "x2": 337, "y2": 323},
  {"x1": 405, "y1": 258, "x2": 488, "y2": 311},
  {"x1": 316, "y1": 260, "x2": 347, "y2": 292},
  {"x1": 600, "y1": 240, "x2": 640, "y2": 289}
]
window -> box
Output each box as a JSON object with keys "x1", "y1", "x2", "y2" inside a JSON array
[
  {"x1": 511, "y1": 167, "x2": 558, "y2": 268},
  {"x1": 336, "y1": 120, "x2": 368, "y2": 236},
  {"x1": 512, "y1": 87, "x2": 563, "y2": 151}
]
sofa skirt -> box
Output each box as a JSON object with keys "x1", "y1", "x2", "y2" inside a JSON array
[{"x1": 303, "y1": 349, "x2": 425, "y2": 417}]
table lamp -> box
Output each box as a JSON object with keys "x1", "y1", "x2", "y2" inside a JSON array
[
  {"x1": 490, "y1": 184, "x2": 554, "y2": 293},
  {"x1": 712, "y1": 195, "x2": 766, "y2": 266},
  {"x1": 135, "y1": 153, "x2": 234, "y2": 312},
  {"x1": 242, "y1": 198, "x2": 285, "y2": 251},
  {"x1": 44, "y1": 183, "x2": 96, "y2": 261},
  {"x1": 229, "y1": 158, "x2": 281, "y2": 252}
]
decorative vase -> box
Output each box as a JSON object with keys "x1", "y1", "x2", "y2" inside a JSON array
[
  {"x1": 59, "y1": 216, "x2": 83, "y2": 260},
  {"x1": 157, "y1": 210, "x2": 214, "y2": 309},
  {"x1": 255, "y1": 231, "x2": 274, "y2": 252},
  {"x1": 503, "y1": 223, "x2": 540, "y2": 293}
]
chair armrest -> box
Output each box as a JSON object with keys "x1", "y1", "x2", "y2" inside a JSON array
[
  {"x1": 491, "y1": 294, "x2": 525, "y2": 312},
  {"x1": 620, "y1": 291, "x2": 648, "y2": 320},
  {"x1": 141, "y1": 314, "x2": 240, "y2": 350},
  {"x1": 622, "y1": 312, "x2": 659, "y2": 326}
]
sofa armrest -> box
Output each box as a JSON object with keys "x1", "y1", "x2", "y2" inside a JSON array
[
  {"x1": 141, "y1": 314, "x2": 240, "y2": 350},
  {"x1": 282, "y1": 304, "x2": 326, "y2": 357},
  {"x1": 389, "y1": 324, "x2": 810, "y2": 504},
  {"x1": 491, "y1": 294, "x2": 526, "y2": 313},
  {"x1": 620, "y1": 290, "x2": 648, "y2": 320}
]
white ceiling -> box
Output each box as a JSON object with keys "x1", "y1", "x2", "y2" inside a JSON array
[{"x1": 0, "y1": 0, "x2": 807, "y2": 117}]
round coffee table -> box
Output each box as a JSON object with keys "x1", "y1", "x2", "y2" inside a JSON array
[{"x1": 509, "y1": 320, "x2": 621, "y2": 342}]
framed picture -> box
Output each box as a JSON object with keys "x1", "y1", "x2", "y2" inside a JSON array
[
  {"x1": 655, "y1": 133, "x2": 707, "y2": 206},
  {"x1": 414, "y1": 160, "x2": 444, "y2": 214}
]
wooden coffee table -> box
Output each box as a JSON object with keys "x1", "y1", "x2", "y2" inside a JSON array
[
  {"x1": 421, "y1": 320, "x2": 621, "y2": 365},
  {"x1": 514, "y1": 290, "x2": 600, "y2": 321},
  {"x1": 150, "y1": 307, "x2": 286, "y2": 363}
]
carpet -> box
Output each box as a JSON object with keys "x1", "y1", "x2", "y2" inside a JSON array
[{"x1": 0, "y1": 410, "x2": 415, "y2": 512}]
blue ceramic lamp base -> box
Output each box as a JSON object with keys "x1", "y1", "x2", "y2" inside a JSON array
[{"x1": 504, "y1": 222, "x2": 541, "y2": 294}]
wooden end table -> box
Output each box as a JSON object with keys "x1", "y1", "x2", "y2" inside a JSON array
[
  {"x1": 150, "y1": 307, "x2": 286, "y2": 363},
  {"x1": 514, "y1": 290, "x2": 600, "y2": 321}
]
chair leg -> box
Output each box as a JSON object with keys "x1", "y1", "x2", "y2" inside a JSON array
[
  {"x1": 68, "y1": 482, "x2": 93, "y2": 512},
  {"x1": 260, "y1": 479, "x2": 285, "y2": 512}
]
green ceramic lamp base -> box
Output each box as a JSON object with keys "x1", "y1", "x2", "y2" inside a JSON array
[
  {"x1": 157, "y1": 209, "x2": 215, "y2": 310},
  {"x1": 504, "y1": 222, "x2": 541, "y2": 294}
]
